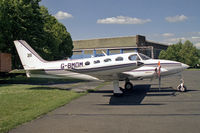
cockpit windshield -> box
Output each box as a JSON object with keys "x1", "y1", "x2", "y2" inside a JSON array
[
  {"x1": 138, "y1": 53, "x2": 151, "y2": 60},
  {"x1": 128, "y1": 54, "x2": 140, "y2": 61}
]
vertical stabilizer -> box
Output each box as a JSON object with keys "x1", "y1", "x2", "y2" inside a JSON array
[{"x1": 14, "y1": 40, "x2": 47, "y2": 70}]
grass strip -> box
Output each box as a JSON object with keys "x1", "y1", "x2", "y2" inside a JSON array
[
  {"x1": 0, "y1": 84, "x2": 86, "y2": 133},
  {"x1": 186, "y1": 68, "x2": 200, "y2": 71}
]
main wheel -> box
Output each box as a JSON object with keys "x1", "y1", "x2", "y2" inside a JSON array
[{"x1": 125, "y1": 82, "x2": 133, "y2": 90}]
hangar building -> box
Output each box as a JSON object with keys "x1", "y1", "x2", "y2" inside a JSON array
[{"x1": 72, "y1": 35, "x2": 168, "y2": 59}]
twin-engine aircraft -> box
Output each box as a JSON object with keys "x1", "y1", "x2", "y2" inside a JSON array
[{"x1": 14, "y1": 40, "x2": 189, "y2": 96}]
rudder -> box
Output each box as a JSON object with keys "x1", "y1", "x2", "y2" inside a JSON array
[{"x1": 14, "y1": 40, "x2": 47, "y2": 70}]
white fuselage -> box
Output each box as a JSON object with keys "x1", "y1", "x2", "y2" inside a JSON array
[
  {"x1": 28, "y1": 53, "x2": 188, "y2": 81},
  {"x1": 26, "y1": 53, "x2": 143, "y2": 81}
]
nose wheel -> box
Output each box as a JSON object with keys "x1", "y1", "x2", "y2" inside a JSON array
[{"x1": 177, "y1": 79, "x2": 187, "y2": 92}]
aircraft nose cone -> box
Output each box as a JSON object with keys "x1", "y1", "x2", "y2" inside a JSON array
[
  {"x1": 181, "y1": 63, "x2": 189, "y2": 69},
  {"x1": 137, "y1": 61, "x2": 144, "y2": 66}
]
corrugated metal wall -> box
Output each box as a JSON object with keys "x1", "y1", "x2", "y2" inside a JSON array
[{"x1": 0, "y1": 53, "x2": 12, "y2": 72}]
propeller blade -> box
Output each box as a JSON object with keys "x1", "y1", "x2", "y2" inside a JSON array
[
  {"x1": 159, "y1": 75, "x2": 161, "y2": 91},
  {"x1": 154, "y1": 61, "x2": 161, "y2": 77},
  {"x1": 157, "y1": 61, "x2": 161, "y2": 91},
  {"x1": 158, "y1": 61, "x2": 160, "y2": 66}
]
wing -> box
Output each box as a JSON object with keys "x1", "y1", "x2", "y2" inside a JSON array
[{"x1": 68, "y1": 61, "x2": 143, "y2": 81}]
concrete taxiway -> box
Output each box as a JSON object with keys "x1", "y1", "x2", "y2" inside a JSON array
[{"x1": 10, "y1": 71, "x2": 200, "y2": 133}]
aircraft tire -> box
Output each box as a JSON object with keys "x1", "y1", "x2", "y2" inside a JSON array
[
  {"x1": 125, "y1": 82, "x2": 133, "y2": 90},
  {"x1": 177, "y1": 84, "x2": 187, "y2": 92}
]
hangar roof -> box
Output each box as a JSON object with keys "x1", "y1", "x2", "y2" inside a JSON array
[
  {"x1": 73, "y1": 36, "x2": 137, "y2": 49},
  {"x1": 73, "y1": 35, "x2": 168, "y2": 50}
]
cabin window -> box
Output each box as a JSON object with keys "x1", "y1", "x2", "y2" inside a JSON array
[
  {"x1": 85, "y1": 61, "x2": 90, "y2": 65},
  {"x1": 104, "y1": 58, "x2": 112, "y2": 62},
  {"x1": 128, "y1": 54, "x2": 140, "y2": 61},
  {"x1": 94, "y1": 60, "x2": 100, "y2": 64},
  {"x1": 115, "y1": 57, "x2": 123, "y2": 61}
]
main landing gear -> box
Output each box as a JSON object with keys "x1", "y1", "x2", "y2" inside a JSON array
[
  {"x1": 113, "y1": 79, "x2": 134, "y2": 96},
  {"x1": 124, "y1": 80, "x2": 133, "y2": 90}
]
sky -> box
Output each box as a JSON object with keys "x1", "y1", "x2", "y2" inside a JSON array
[{"x1": 40, "y1": 0, "x2": 200, "y2": 48}]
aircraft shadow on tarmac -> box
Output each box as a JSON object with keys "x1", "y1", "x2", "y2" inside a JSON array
[
  {"x1": 109, "y1": 85, "x2": 171, "y2": 106},
  {"x1": 109, "y1": 85, "x2": 151, "y2": 106},
  {"x1": 92, "y1": 85, "x2": 184, "y2": 106},
  {"x1": 110, "y1": 86, "x2": 199, "y2": 105}
]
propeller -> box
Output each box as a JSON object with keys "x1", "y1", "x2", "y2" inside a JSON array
[{"x1": 155, "y1": 61, "x2": 161, "y2": 91}]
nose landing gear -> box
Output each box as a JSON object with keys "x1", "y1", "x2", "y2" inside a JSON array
[{"x1": 177, "y1": 79, "x2": 187, "y2": 92}]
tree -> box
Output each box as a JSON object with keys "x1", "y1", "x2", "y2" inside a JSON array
[
  {"x1": 0, "y1": 0, "x2": 73, "y2": 69},
  {"x1": 0, "y1": 0, "x2": 45, "y2": 68},
  {"x1": 159, "y1": 40, "x2": 200, "y2": 67},
  {"x1": 40, "y1": 6, "x2": 73, "y2": 60}
]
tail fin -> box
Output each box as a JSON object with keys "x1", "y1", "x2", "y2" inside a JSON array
[{"x1": 14, "y1": 40, "x2": 47, "y2": 70}]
